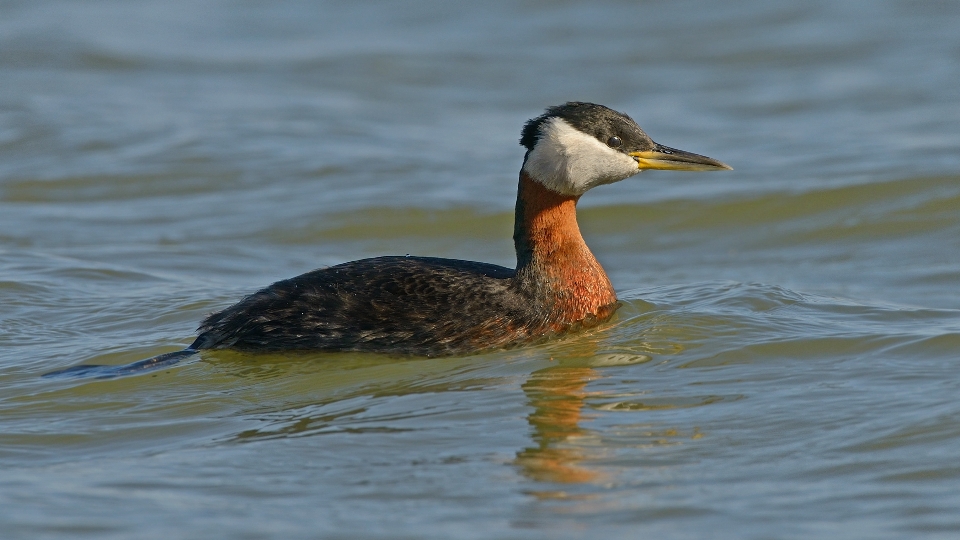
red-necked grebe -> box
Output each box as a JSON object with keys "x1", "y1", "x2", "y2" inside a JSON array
[{"x1": 46, "y1": 102, "x2": 731, "y2": 377}]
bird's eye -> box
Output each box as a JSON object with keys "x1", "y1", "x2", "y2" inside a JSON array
[{"x1": 607, "y1": 136, "x2": 622, "y2": 148}]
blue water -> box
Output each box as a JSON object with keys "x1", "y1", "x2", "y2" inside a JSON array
[{"x1": 2, "y1": 1, "x2": 960, "y2": 538}]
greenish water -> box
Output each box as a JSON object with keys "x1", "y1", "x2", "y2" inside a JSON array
[{"x1": 2, "y1": 1, "x2": 960, "y2": 538}]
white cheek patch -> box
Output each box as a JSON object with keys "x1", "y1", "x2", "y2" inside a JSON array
[{"x1": 522, "y1": 118, "x2": 641, "y2": 196}]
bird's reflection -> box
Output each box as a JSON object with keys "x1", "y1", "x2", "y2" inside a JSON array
[{"x1": 515, "y1": 364, "x2": 604, "y2": 488}]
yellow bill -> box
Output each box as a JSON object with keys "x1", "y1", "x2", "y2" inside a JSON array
[{"x1": 629, "y1": 144, "x2": 732, "y2": 171}]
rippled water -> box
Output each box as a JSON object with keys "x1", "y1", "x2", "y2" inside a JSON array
[{"x1": 2, "y1": 1, "x2": 960, "y2": 538}]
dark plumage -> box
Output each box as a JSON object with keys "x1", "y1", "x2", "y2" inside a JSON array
[{"x1": 191, "y1": 256, "x2": 543, "y2": 356}]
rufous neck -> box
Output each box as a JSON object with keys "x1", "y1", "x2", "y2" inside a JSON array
[
  {"x1": 513, "y1": 172, "x2": 584, "y2": 267},
  {"x1": 513, "y1": 172, "x2": 618, "y2": 323}
]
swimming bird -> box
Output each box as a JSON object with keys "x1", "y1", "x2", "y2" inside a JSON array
[{"x1": 46, "y1": 102, "x2": 730, "y2": 377}]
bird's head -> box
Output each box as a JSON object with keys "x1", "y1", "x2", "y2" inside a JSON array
[{"x1": 520, "y1": 102, "x2": 732, "y2": 196}]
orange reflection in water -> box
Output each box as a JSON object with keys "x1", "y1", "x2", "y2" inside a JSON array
[{"x1": 515, "y1": 365, "x2": 604, "y2": 486}]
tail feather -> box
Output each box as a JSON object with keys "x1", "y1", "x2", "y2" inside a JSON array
[{"x1": 42, "y1": 348, "x2": 198, "y2": 379}]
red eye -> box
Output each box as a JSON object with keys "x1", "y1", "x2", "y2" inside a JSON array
[{"x1": 607, "y1": 136, "x2": 622, "y2": 148}]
